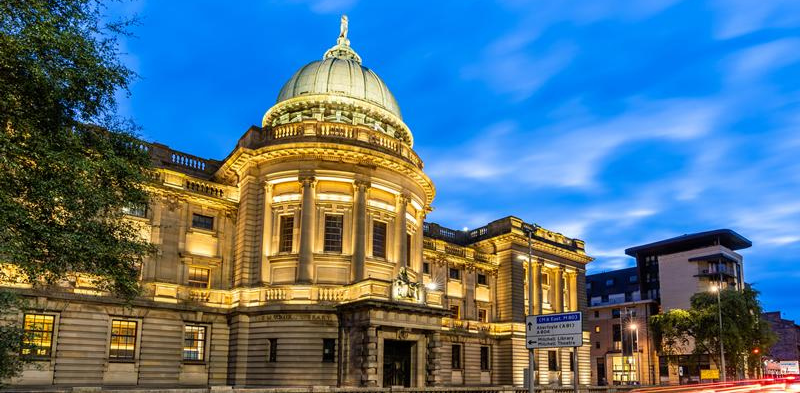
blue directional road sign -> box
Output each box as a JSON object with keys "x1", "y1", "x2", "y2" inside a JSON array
[{"x1": 526, "y1": 311, "x2": 583, "y2": 349}]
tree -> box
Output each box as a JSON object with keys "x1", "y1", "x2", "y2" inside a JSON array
[
  {"x1": 650, "y1": 286, "x2": 776, "y2": 379},
  {"x1": 0, "y1": 0, "x2": 151, "y2": 381}
]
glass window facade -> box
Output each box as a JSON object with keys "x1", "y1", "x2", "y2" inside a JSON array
[
  {"x1": 279, "y1": 215, "x2": 294, "y2": 253},
  {"x1": 22, "y1": 314, "x2": 55, "y2": 359},
  {"x1": 323, "y1": 215, "x2": 343, "y2": 253},
  {"x1": 191, "y1": 213, "x2": 214, "y2": 230},
  {"x1": 109, "y1": 320, "x2": 138, "y2": 360},
  {"x1": 183, "y1": 325, "x2": 206, "y2": 361}
]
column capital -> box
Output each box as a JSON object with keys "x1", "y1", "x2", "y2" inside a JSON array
[
  {"x1": 397, "y1": 193, "x2": 412, "y2": 204},
  {"x1": 353, "y1": 179, "x2": 371, "y2": 190},
  {"x1": 299, "y1": 175, "x2": 316, "y2": 187},
  {"x1": 263, "y1": 181, "x2": 273, "y2": 192}
]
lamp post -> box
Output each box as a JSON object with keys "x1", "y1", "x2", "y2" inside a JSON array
[
  {"x1": 710, "y1": 283, "x2": 726, "y2": 382},
  {"x1": 629, "y1": 323, "x2": 639, "y2": 384}
]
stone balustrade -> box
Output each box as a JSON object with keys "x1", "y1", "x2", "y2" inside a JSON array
[{"x1": 270, "y1": 121, "x2": 423, "y2": 169}]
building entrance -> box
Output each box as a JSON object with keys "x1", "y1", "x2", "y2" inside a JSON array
[{"x1": 383, "y1": 340, "x2": 413, "y2": 387}]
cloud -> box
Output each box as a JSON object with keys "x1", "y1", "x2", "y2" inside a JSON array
[
  {"x1": 712, "y1": 0, "x2": 800, "y2": 39},
  {"x1": 462, "y1": 42, "x2": 577, "y2": 101},
  {"x1": 726, "y1": 39, "x2": 800, "y2": 85},
  {"x1": 427, "y1": 98, "x2": 720, "y2": 189}
]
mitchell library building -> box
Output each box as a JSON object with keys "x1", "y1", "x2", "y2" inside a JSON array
[{"x1": 7, "y1": 19, "x2": 594, "y2": 388}]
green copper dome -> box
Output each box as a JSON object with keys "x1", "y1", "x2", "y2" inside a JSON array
[{"x1": 275, "y1": 18, "x2": 402, "y2": 119}]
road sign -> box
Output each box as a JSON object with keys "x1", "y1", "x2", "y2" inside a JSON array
[
  {"x1": 700, "y1": 369, "x2": 720, "y2": 380},
  {"x1": 526, "y1": 311, "x2": 583, "y2": 349},
  {"x1": 780, "y1": 360, "x2": 800, "y2": 374}
]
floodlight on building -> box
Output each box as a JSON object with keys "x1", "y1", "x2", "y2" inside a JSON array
[{"x1": 425, "y1": 282, "x2": 438, "y2": 291}]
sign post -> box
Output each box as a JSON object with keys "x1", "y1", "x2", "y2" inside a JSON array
[
  {"x1": 527, "y1": 230, "x2": 535, "y2": 393},
  {"x1": 526, "y1": 311, "x2": 583, "y2": 393}
]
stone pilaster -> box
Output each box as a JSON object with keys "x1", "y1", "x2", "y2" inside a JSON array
[
  {"x1": 260, "y1": 182, "x2": 273, "y2": 284},
  {"x1": 568, "y1": 271, "x2": 578, "y2": 311},
  {"x1": 362, "y1": 326, "x2": 379, "y2": 387},
  {"x1": 395, "y1": 194, "x2": 410, "y2": 271},
  {"x1": 534, "y1": 260, "x2": 543, "y2": 315},
  {"x1": 351, "y1": 180, "x2": 369, "y2": 282},
  {"x1": 426, "y1": 332, "x2": 442, "y2": 386},
  {"x1": 298, "y1": 175, "x2": 316, "y2": 283},
  {"x1": 554, "y1": 266, "x2": 564, "y2": 312}
]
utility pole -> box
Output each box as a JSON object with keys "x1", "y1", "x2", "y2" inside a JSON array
[{"x1": 528, "y1": 227, "x2": 536, "y2": 393}]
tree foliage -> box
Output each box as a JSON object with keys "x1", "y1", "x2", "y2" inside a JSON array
[
  {"x1": 0, "y1": 0, "x2": 152, "y2": 298},
  {"x1": 650, "y1": 287, "x2": 776, "y2": 378}
]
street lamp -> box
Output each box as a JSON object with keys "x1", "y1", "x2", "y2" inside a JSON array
[
  {"x1": 710, "y1": 283, "x2": 726, "y2": 382},
  {"x1": 629, "y1": 323, "x2": 639, "y2": 384}
]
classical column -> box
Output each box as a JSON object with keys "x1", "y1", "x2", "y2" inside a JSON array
[
  {"x1": 298, "y1": 175, "x2": 316, "y2": 283},
  {"x1": 395, "y1": 194, "x2": 409, "y2": 271},
  {"x1": 534, "y1": 260, "x2": 543, "y2": 315},
  {"x1": 413, "y1": 210, "x2": 425, "y2": 276},
  {"x1": 351, "y1": 180, "x2": 369, "y2": 282},
  {"x1": 554, "y1": 266, "x2": 564, "y2": 312},
  {"x1": 260, "y1": 182, "x2": 273, "y2": 284},
  {"x1": 568, "y1": 271, "x2": 578, "y2": 311}
]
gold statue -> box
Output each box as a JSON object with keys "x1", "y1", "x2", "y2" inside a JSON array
[{"x1": 339, "y1": 15, "x2": 348, "y2": 40}]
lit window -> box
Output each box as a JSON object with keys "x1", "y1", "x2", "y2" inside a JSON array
[
  {"x1": 451, "y1": 344, "x2": 462, "y2": 369},
  {"x1": 22, "y1": 314, "x2": 55, "y2": 359},
  {"x1": 372, "y1": 221, "x2": 387, "y2": 258},
  {"x1": 279, "y1": 215, "x2": 294, "y2": 253},
  {"x1": 449, "y1": 267, "x2": 461, "y2": 280},
  {"x1": 122, "y1": 203, "x2": 147, "y2": 218},
  {"x1": 187, "y1": 267, "x2": 210, "y2": 288},
  {"x1": 449, "y1": 304, "x2": 460, "y2": 319},
  {"x1": 606, "y1": 278, "x2": 614, "y2": 286},
  {"x1": 480, "y1": 346, "x2": 491, "y2": 371},
  {"x1": 191, "y1": 213, "x2": 214, "y2": 230},
  {"x1": 323, "y1": 215, "x2": 343, "y2": 253},
  {"x1": 322, "y1": 338, "x2": 335, "y2": 363},
  {"x1": 109, "y1": 320, "x2": 138, "y2": 360},
  {"x1": 183, "y1": 325, "x2": 206, "y2": 361},
  {"x1": 477, "y1": 273, "x2": 488, "y2": 286},
  {"x1": 595, "y1": 326, "x2": 600, "y2": 333}
]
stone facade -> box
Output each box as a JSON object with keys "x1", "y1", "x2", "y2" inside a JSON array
[{"x1": 5, "y1": 19, "x2": 593, "y2": 388}]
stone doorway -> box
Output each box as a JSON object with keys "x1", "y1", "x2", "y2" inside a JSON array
[{"x1": 383, "y1": 340, "x2": 412, "y2": 387}]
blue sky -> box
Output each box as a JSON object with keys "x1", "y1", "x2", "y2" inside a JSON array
[{"x1": 109, "y1": 0, "x2": 800, "y2": 320}]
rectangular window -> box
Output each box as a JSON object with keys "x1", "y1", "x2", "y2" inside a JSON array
[
  {"x1": 629, "y1": 275, "x2": 638, "y2": 282},
  {"x1": 548, "y1": 350, "x2": 559, "y2": 371},
  {"x1": 477, "y1": 273, "x2": 488, "y2": 285},
  {"x1": 595, "y1": 326, "x2": 600, "y2": 333},
  {"x1": 451, "y1": 344, "x2": 462, "y2": 369},
  {"x1": 612, "y1": 324, "x2": 621, "y2": 342},
  {"x1": 373, "y1": 221, "x2": 387, "y2": 258},
  {"x1": 594, "y1": 310, "x2": 600, "y2": 318},
  {"x1": 450, "y1": 304, "x2": 460, "y2": 319},
  {"x1": 22, "y1": 314, "x2": 55, "y2": 359},
  {"x1": 478, "y1": 308, "x2": 488, "y2": 322},
  {"x1": 449, "y1": 267, "x2": 461, "y2": 280},
  {"x1": 122, "y1": 203, "x2": 147, "y2": 218},
  {"x1": 183, "y1": 325, "x2": 206, "y2": 361},
  {"x1": 542, "y1": 273, "x2": 550, "y2": 285},
  {"x1": 606, "y1": 278, "x2": 614, "y2": 286},
  {"x1": 480, "y1": 346, "x2": 491, "y2": 370},
  {"x1": 109, "y1": 320, "x2": 138, "y2": 360},
  {"x1": 570, "y1": 353, "x2": 575, "y2": 372},
  {"x1": 595, "y1": 341, "x2": 600, "y2": 349},
  {"x1": 422, "y1": 261, "x2": 430, "y2": 274},
  {"x1": 323, "y1": 215, "x2": 343, "y2": 253},
  {"x1": 268, "y1": 338, "x2": 278, "y2": 362},
  {"x1": 279, "y1": 215, "x2": 294, "y2": 253},
  {"x1": 187, "y1": 267, "x2": 210, "y2": 288},
  {"x1": 612, "y1": 308, "x2": 621, "y2": 318},
  {"x1": 406, "y1": 233, "x2": 412, "y2": 266},
  {"x1": 191, "y1": 213, "x2": 214, "y2": 230},
  {"x1": 322, "y1": 338, "x2": 336, "y2": 363}
]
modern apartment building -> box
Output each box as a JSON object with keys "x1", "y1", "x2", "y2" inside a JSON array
[
  {"x1": 624, "y1": 229, "x2": 752, "y2": 384},
  {"x1": 586, "y1": 267, "x2": 658, "y2": 386}
]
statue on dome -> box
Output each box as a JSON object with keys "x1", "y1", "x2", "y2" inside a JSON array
[{"x1": 339, "y1": 15, "x2": 348, "y2": 40}]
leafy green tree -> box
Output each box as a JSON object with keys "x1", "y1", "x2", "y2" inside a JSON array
[
  {"x1": 0, "y1": 0, "x2": 152, "y2": 381},
  {"x1": 650, "y1": 287, "x2": 776, "y2": 379}
]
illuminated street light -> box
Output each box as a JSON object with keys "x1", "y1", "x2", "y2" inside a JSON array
[
  {"x1": 629, "y1": 324, "x2": 638, "y2": 330},
  {"x1": 425, "y1": 282, "x2": 438, "y2": 291},
  {"x1": 711, "y1": 283, "x2": 726, "y2": 382}
]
